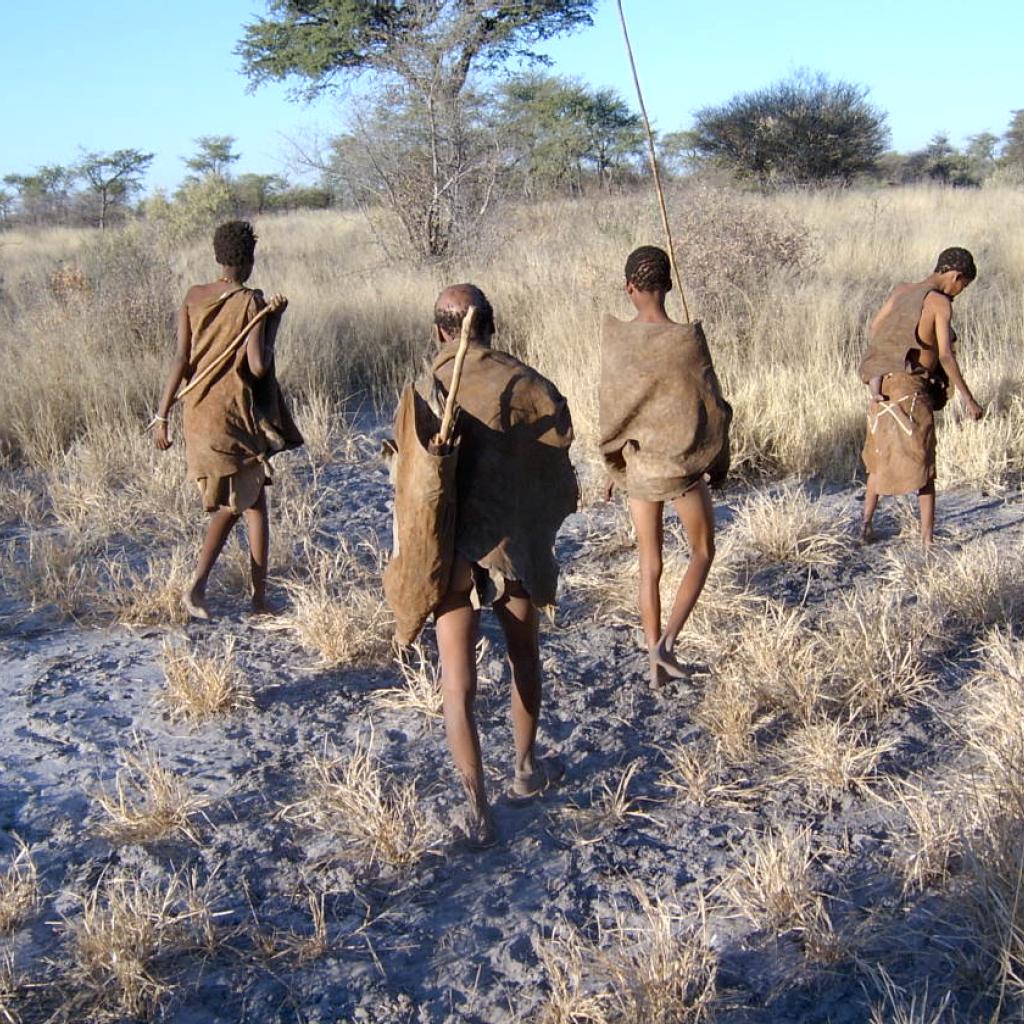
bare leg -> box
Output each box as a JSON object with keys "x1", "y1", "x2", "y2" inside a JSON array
[
  {"x1": 657, "y1": 482, "x2": 715, "y2": 666},
  {"x1": 628, "y1": 496, "x2": 665, "y2": 650},
  {"x1": 629, "y1": 496, "x2": 688, "y2": 685},
  {"x1": 242, "y1": 488, "x2": 270, "y2": 611},
  {"x1": 186, "y1": 506, "x2": 240, "y2": 618},
  {"x1": 918, "y1": 481, "x2": 935, "y2": 547},
  {"x1": 862, "y1": 475, "x2": 879, "y2": 543},
  {"x1": 435, "y1": 557, "x2": 494, "y2": 844},
  {"x1": 493, "y1": 583, "x2": 540, "y2": 783}
]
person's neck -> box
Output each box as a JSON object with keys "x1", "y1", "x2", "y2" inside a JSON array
[
  {"x1": 924, "y1": 271, "x2": 953, "y2": 297},
  {"x1": 631, "y1": 300, "x2": 673, "y2": 324},
  {"x1": 218, "y1": 268, "x2": 245, "y2": 286}
]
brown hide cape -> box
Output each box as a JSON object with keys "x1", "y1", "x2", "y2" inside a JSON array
[
  {"x1": 862, "y1": 373, "x2": 936, "y2": 495},
  {"x1": 383, "y1": 386, "x2": 458, "y2": 647},
  {"x1": 181, "y1": 286, "x2": 303, "y2": 512},
  {"x1": 433, "y1": 342, "x2": 578, "y2": 608},
  {"x1": 599, "y1": 315, "x2": 731, "y2": 501},
  {"x1": 384, "y1": 340, "x2": 578, "y2": 645},
  {"x1": 858, "y1": 283, "x2": 936, "y2": 383}
]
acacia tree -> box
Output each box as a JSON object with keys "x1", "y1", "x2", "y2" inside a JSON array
[
  {"x1": 2, "y1": 165, "x2": 76, "y2": 225},
  {"x1": 1003, "y1": 110, "x2": 1024, "y2": 168},
  {"x1": 78, "y1": 149, "x2": 154, "y2": 228},
  {"x1": 497, "y1": 74, "x2": 642, "y2": 196},
  {"x1": 185, "y1": 136, "x2": 240, "y2": 180},
  {"x1": 238, "y1": 0, "x2": 595, "y2": 259},
  {"x1": 691, "y1": 72, "x2": 889, "y2": 184}
]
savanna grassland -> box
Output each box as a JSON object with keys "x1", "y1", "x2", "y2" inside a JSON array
[{"x1": 1, "y1": 185, "x2": 1024, "y2": 1022}]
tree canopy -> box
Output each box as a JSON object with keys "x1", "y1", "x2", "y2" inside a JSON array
[
  {"x1": 238, "y1": 0, "x2": 595, "y2": 99},
  {"x1": 690, "y1": 73, "x2": 889, "y2": 184}
]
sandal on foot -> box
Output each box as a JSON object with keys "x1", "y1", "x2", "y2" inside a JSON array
[{"x1": 508, "y1": 756, "x2": 565, "y2": 802}]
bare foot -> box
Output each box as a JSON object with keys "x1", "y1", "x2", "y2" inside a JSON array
[
  {"x1": 248, "y1": 594, "x2": 282, "y2": 617},
  {"x1": 649, "y1": 642, "x2": 687, "y2": 687},
  {"x1": 508, "y1": 756, "x2": 565, "y2": 802},
  {"x1": 860, "y1": 522, "x2": 876, "y2": 545},
  {"x1": 453, "y1": 804, "x2": 497, "y2": 851},
  {"x1": 182, "y1": 585, "x2": 211, "y2": 621}
]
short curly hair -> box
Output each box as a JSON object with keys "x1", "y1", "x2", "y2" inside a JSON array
[
  {"x1": 434, "y1": 284, "x2": 495, "y2": 337},
  {"x1": 624, "y1": 245, "x2": 673, "y2": 293},
  {"x1": 213, "y1": 221, "x2": 257, "y2": 268},
  {"x1": 934, "y1": 246, "x2": 977, "y2": 281}
]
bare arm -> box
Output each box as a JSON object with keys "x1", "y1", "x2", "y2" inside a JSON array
[
  {"x1": 246, "y1": 293, "x2": 288, "y2": 380},
  {"x1": 934, "y1": 296, "x2": 983, "y2": 419},
  {"x1": 152, "y1": 302, "x2": 192, "y2": 450}
]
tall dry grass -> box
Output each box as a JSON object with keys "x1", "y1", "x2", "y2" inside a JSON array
[{"x1": 1, "y1": 185, "x2": 1022, "y2": 486}]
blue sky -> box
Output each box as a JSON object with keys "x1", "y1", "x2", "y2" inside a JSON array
[{"x1": 2, "y1": 0, "x2": 1020, "y2": 191}]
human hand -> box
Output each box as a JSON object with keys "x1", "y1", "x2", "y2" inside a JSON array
[
  {"x1": 152, "y1": 421, "x2": 172, "y2": 450},
  {"x1": 966, "y1": 398, "x2": 984, "y2": 421},
  {"x1": 267, "y1": 293, "x2": 288, "y2": 315}
]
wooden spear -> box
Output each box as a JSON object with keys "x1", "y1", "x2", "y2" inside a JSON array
[{"x1": 616, "y1": 0, "x2": 691, "y2": 324}]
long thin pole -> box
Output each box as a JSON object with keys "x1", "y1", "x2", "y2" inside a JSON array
[{"x1": 616, "y1": 0, "x2": 691, "y2": 324}]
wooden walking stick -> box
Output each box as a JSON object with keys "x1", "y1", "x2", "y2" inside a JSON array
[
  {"x1": 616, "y1": 0, "x2": 691, "y2": 324},
  {"x1": 435, "y1": 306, "x2": 476, "y2": 449}
]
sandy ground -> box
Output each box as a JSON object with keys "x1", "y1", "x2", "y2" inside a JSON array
[{"x1": 1, "y1": 436, "x2": 1019, "y2": 1022}]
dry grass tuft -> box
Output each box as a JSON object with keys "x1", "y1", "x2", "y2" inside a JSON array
[
  {"x1": 93, "y1": 747, "x2": 209, "y2": 845},
  {"x1": 724, "y1": 486, "x2": 851, "y2": 568},
  {"x1": 0, "y1": 532, "x2": 105, "y2": 621},
  {"x1": 280, "y1": 544, "x2": 392, "y2": 668},
  {"x1": 280, "y1": 731, "x2": 440, "y2": 872},
  {"x1": 888, "y1": 779, "x2": 966, "y2": 895},
  {"x1": 693, "y1": 674, "x2": 759, "y2": 764},
  {"x1": 103, "y1": 549, "x2": 193, "y2": 627},
  {"x1": 537, "y1": 889, "x2": 717, "y2": 1024},
  {"x1": 658, "y1": 740, "x2": 749, "y2": 808},
  {"x1": 964, "y1": 628, "x2": 1024, "y2": 776},
  {"x1": 563, "y1": 761, "x2": 652, "y2": 843},
  {"x1": 822, "y1": 589, "x2": 933, "y2": 720},
  {"x1": 695, "y1": 601, "x2": 820, "y2": 757},
  {"x1": 62, "y1": 867, "x2": 220, "y2": 1020},
  {"x1": 0, "y1": 837, "x2": 38, "y2": 935},
  {"x1": 720, "y1": 828, "x2": 839, "y2": 960},
  {"x1": 372, "y1": 643, "x2": 444, "y2": 718},
  {"x1": 159, "y1": 637, "x2": 253, "y2": 721},
  {"x1": 779, "y1": 719, "x2": 896, "y2": 807},
  {"x1": 0, "y1": 953, "x2": 25, "y2": 1024},
  {"x1": 888, "y1": 541, "x2": 1024, "y2": 633},
  {"x1": 867, "y1": 970, "x2": 955, "y2": 1024}
]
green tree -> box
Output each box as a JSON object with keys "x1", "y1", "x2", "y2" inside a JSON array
[
  {"x1": 233, "y1": 173, "x2": 288, "y2": 215},
  {"x1": 2, "y1": 165, "x2": 76, "y2": 225},
  {"x1": 582, "y1": 88, "x2": 643, "y2": 185},
  {"x1": 238, "y1": 0, "x2": 595, "y2": 258},
  {"x1": 185, "y1": 136, "x2": 240, "y2": 179},
  {"x1": 690, "y1": 72, "x2": 889, "y2": 184},
  {"x1": 78, "y1": 149, "x2": 154, "y2": 228},
  {"x1": 965, "y1": 131, "x2": 999, "y2": 180},
  {"x1": 1002, "y1": 109, "x2": 1024, "y2": 167},
  {"x1": 497, "y1": 74, "x2": 641, "y2": 196}
]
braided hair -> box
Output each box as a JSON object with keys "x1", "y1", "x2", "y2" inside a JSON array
[
  {"x1": 934, "y1": 246, "x2": 977, "y2": 282},
  {"x1": 213, "y1": 221, "x2": 257, "y2": 268},
  {"x1": 624, "y1": 245, "x2": 673, "y2": 293}
]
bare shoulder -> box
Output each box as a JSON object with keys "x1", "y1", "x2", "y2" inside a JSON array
[{"x1": 923, "y1": 290, "x2": 952, "y2": 315}]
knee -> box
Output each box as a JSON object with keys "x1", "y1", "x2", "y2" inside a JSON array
[
  {"x1": 639, "y1": 551, "x2": 663, "y2": 583},
  {"x1": 693, "y1": 534, "x2": 715, "y2": 565}
]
